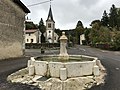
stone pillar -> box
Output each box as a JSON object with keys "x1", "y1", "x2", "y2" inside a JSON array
[
  {"x1": 93, "y1": 65, "x2": 100, "y2": 76},
  {"x1": 30, "y1": 57, "x2": 35, "y2": 65},
  {"x1": 31, "y1": 57, "x2": 35, "y2": 61},
  {"x1": 29, "y1": 65, "x2": 35, "y2": 76},
  {"x1": 59, "y1": 32, "x2": 69, "y2": 57},
  {"x1": 60, "y1": 68, "x2": 67, "y2": 81},
  {"x1": 27, "y1": 60, "x2": 31, "y2": 67}
]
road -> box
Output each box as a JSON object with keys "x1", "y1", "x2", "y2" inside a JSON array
[
  {"x1": 68, "y1": 46, "x2": 120, "y2": 90},
  {"x1": 0, "y1": 57, "x2": 40, "y2": 90},
  {"x1": 0, "y1": 46, "x2": 120, "y2": 90}
]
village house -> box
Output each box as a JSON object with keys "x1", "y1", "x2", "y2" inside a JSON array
[
  {"x1": 0, "y1": 0, "x2": 30, "y2": 59},
  {"x1": 25, "y1": 29, "x2": 41, "y2": 44},
  {"x1": 25, "y1": 19, "x2": 42, "y2": 44}
]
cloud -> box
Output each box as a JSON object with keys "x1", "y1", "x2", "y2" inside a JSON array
[{"x1": 21, "y1": 0, "x2": 120, "y2": 29}]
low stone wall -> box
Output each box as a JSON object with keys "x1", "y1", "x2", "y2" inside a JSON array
[{"x1": 28, "y1": 55, "x2": 100, "y2": 79}]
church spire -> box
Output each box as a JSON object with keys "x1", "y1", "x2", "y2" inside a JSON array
[{"x1": 46, "y1": 4, "x2": 54, "y2": 22}]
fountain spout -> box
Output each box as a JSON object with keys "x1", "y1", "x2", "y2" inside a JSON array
[{"x1": 59, "y1": 32, "x2": 69, "y2": 59}]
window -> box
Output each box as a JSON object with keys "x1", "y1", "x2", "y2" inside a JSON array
[
  {"x1": 49, "y1": 31, "x2": 51, "y2": 33},
  {"x1": 27, "y1": 39, "x2": 29, "y2": 42},
  {"x1": 48, "y1": 37, "x2": 51, "y2": 39},
  {"x1": 54, "y1": 37, "x2": 56, "y2": 40},
  {"x1": 31, "y1": 39, "x2": 33, "y2": 43},
  {"x1": 29, "y1": 33, "x2": 31, "y2": 36},
  {"x1": 48, "y1": 23, "x2": 51, "y2": 28}
]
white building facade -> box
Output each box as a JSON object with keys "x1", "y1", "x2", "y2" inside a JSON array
[
  {"x1": 45, "y1": 5, "x2": 58, "y2": 43},
  {"x1": 25, "y1": 29, "x2": 41, "y2": 43},
  {"x1": 80, "y1": 34, "x2": 85, "y2": 45}
]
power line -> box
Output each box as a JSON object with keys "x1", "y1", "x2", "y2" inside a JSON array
[{"x1": 27, "y1": 0, "x2": 53, "y2": 7}]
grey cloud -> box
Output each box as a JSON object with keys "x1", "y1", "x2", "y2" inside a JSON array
[
  {"x1": 79, "y1": 0, "x2": 101, "y2": 8},
  {"x1": 21, "y1": 0, "x2": 120, "y2": 29}
]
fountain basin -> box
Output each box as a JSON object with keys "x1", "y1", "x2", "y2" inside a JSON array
[{"x1": 28, "y1": 55, "x2": 99, "y2": 80}]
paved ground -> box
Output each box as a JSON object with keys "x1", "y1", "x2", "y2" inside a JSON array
[
  {"x1": 0, "y1": 46, "x2": 120, "y2": 90},
  {"x1": 0, "y1": 57, "x2": 40, "y2": 90},
  {"x1": 68, "y1": 46, "x2": 120, "y2": 90}
]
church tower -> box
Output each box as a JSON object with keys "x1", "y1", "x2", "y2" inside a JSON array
[{"x1": 46, "y1": 5, "x2": 55, "y2": 43}]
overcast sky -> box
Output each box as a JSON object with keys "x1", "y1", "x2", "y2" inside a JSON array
[{"x1": 21, "y1": 0, "x2": 120, "y2": 30}]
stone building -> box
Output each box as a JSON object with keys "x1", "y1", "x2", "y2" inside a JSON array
[
  {"x1": 45, "y1": 5, "x2": 59, "y2": 43},
  {"x1": 25, "y1": 19, "x2": 41, "y2": 44},
  {"x1": 80, "y1": 34, "x2": 85, "y2": 45},
  {"x1": 25, "y1": 29, "x2": 41, "y2": 44},
  {"x1": 0, "y1": 0, "x2": 30, "y2": 59}
]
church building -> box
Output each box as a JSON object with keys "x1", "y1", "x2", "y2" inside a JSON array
[{"x1": 45, "y1": 5, "x2": 59, "y2": 43}]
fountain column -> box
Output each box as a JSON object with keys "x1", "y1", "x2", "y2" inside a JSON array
[{"x1": 59, "y1": 32, "x2": 69, "y2": 58}]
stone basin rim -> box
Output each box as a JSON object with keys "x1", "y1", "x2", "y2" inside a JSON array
[{"x1": 33, "y1": 55, "x2": 98, "y2": 61}]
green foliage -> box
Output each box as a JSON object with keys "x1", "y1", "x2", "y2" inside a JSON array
[
  {"x1": 38, "y1": 18, "x2": 46, "y2": 43},
  {"x1": 87, "y1": 4, "x2": 120, "y2": 50},
  {"x1": 111, "y1": 32, "x2": 120, "y2": 50},
  {"x1": 25, "y1": 21, "x2": 37, "y2": 30},
  {"x1": 55, "y1": 28, "x2": 61, "y2": 36},
  {"x1": 89, "y1": 27, "x2": 100, "y2": 45},
  {"x1": 117, "y1": 9, "x2": 120, "y2": 29},
  {"x1": 74, "y1": 20, "x2": 84, "y2": 44},
  {"x1": 38, "y1": 18, "x2": 46, "y2": 33},
  {"x1": 91, "y1": 20, "x2": 101, "y2": 25},
  {"x1": 109, "y1": 4, "x2": 118, "y2": 29},
  {"x1": 76, "y1": 20, "x2": 84, "y2": 28},
  {"x1": 101, "y1": 10, "x2": 109, "y2": 26},
  {"x1": 98, "y1": 26, "x2": 111, "y2": 43},
  {"x1": 84, "y1": 28, "x2": 91, "y2": 44},
  {"x1": 89, "y1": 25, "x2": 111, "y2": 45}
]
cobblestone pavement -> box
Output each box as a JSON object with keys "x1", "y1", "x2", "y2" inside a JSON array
[{"x1": 0, "y1": 46, "x2": 120, "y2": 90}]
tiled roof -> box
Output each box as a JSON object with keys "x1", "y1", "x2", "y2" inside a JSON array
[{"x1": 25, "y1": 29, "x2": 38, "y2": 33}]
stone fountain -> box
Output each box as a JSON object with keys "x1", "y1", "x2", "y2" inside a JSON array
[
  {"x1": 28, "y1": 32, "x2": 101, "y2": 80},
  {"x1": 59, "y1": 32, "x2": 69, "y2": 57},
  {"x1": 7, "y1": 32, "x2": 106, "y2": 90}
]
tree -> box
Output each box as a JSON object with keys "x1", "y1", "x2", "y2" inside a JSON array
[
  {"x1": 91, "y1": 20, "x2": 101, "y2": 30},
  {"x1": 25, "y1": 21, "x2": 37, "y2": 30},
  {"x1": 117, "y1": 9, "x2": 120, "y2": 30},
  {"x1": 38, "y1": 18, "x2": 46, "y2": 43},
  {"x1": 76, "y1": 20, "x2": 84, "y2": 28},
  {"x1": 55, "y1": 28, "x2": 61, "y2": 36},
  {"x1": 101, "y1": 10, "x2": 109, "y2": 27},
  {"x1": 84, "y1": 27, "x2": 91, "y2": 45},
  {"x1": 38, "y1": 18, "x2": 46, "y2": 33},
  {"x1": 98, "y1": 26, "x2": 111, "y2": 43},
  {"x1": 89, "y1": 20, "x2": 101, "y2": 45},
  {"x1": 111, "y1": 32, "x2": 120, "y2": 50},
  {"x1": 74, "y1": 20, "x2": 84, "y2": 44},
  {"x1": 89, "y1": 27, "x2": 100, "y2": 45},
  {"x1": 109, "y1": 4, "x2": 118, "y2": 28}
]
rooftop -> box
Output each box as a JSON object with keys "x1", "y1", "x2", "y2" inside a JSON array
[
  {"x1": 25, "y1": 29, "x2": 38, "y2": 33},
  {"x1": 46, "y1": 5, "x2": 54, "y2": 22},
  {"x1": 13, "y1": 0, "x2": 30, "y2": 13}
]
